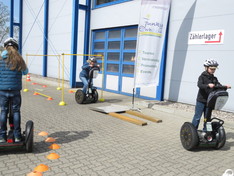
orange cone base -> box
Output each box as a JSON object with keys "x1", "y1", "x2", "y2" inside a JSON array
[
  {"x1": 33, "y1": 92, "x2": 39, "y2": 95},
  {"x1": 38, "y1": 131, "x2": 48, "y2": 136},
  {"x1": 48, "y1": 143, "x2": 60, "y2": 150},
  {"x1": 27, "y1": 171, "x2": 43, "y2": 176},
  {"x1": 34, "y1": 164, "x2": 49, "y2": 172},
  {"x1": 46, "y1": 153, "x2": 60, "y2": 160},
  {"x1": 45, "y1": 137, "x2": 56, "y2": 142},
  {"x1": 42, "y1": 85, "x2": 47, "y2": 88},
  {"x1": 47, "y1": 97, "x2": 53, "y2": 100}
]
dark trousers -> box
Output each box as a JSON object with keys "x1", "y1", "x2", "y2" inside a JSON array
[
  {"x1": 0, "y1": 90, "x2": 22, "y2": 139},
  {"x1": 192, "y1": 101, "x2": 208, "y2": 130}
]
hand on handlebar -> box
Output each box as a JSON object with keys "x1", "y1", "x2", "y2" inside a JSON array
[{"x1": 208, "y1": 83, "x2": 215, "y2": 88}]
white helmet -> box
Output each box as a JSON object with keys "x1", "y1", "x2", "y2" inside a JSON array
[
  {"x1": 203, "y1": 59, "x2": 219, "y2": 67},
  {"x1": 4, "y1": 37, "x2": 18, "y2": 50},
  {"x1": 88, "y1": 57, "x2": 97, "y2": 63}
]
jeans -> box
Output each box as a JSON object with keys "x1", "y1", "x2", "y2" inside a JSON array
[
  {"x1": 0, "y1": 90, "x2": 22, "y2": 139},
  {"x1": 192, "y1": 101, "x2": 208, "y2": 130},
  {"x1": 79, "y1": 76, "x2": 89, "y2": 93}
]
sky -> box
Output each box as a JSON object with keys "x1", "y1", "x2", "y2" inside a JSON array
[{"x1": 1, "y1": 0, "x2": 20, "y2": 22}]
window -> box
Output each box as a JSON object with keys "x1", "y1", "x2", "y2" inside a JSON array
[
  {"x1": 92, "y1": 26, "x2": 137, "y2": 76},
  {"x1": 94, "y1": 0, "x2": 132, "y2": 8}
]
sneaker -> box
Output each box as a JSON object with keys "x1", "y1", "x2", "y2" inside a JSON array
[
  {"x1": 0, "y1": 137, "x2": 6, "y2": 143},
  {"x1": 15, "y1": 138, "x2": 22, "y2": 143}
]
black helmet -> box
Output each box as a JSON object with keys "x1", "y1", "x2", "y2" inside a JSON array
[
  {"x1": 203, "y1": 59, "x2": 219, "y2": 67},
  {"x1": 88, "y1": 57, "x2": 97, "y2": 63},
  {"x1": 4, "y1": 37, "x2": 18, "y2": 50}
]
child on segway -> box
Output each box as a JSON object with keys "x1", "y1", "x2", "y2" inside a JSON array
[
  {"x1": 79, "y1": 57, "x2": 99, "y2": 94},
  {"x1": 0, "y1": 37, "x2": 28, "y2": 143},
  {"x1": 192, "y1": 59, "x2": 231, "y2": 130},
  {"x1": 75, "y1": 57, "x2": 100, "y2": 104},
  {"x1": 180, "y1": 59, "x2": 231, "y2": 150}
]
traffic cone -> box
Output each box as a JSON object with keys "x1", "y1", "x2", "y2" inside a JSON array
[
  {"x1": 34, "y1": 164, "x2": 49, "y2": 172},
  {"x1": 45, "y1": 137, "x2": 56, "y2": 142},
  {"x1": 27, "y1": 171, "x2": 43, "y2": 176},
  {"x1": 48, "y1": 143, "x2": 60, "y2": 150},
  {"x1": 26, "y1": 74, "x2": 31, "y2": 82},
  {"x1": 38, "y1": 131, "x2": 48, "y2": 136},
  {"x1": 46, "y1": 153, "x2": 60, "y2": 160}
]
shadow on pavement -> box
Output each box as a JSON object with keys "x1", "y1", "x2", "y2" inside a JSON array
[
  {"x1": 0, "y1": 130, "x2": 93, "y2": 155},
  {"x1": 32, "y1": 130, "x2": 93, "y2": 154}
]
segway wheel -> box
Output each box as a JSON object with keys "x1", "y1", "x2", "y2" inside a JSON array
[
  {"x1": 92, "y1": 89, "x2": 99, "y2": 103},
  {"x1": 180, "y1": 122, "x2": 199, "y2": 151},
  {"x1": 75, "y1": 90, "x2": 85, "y2": 104},
  {"x1": 25, "y1": 120, "x2": 34, "y2": 153},
  {"x1": 213, "y1": 122, "x2": 226, "y2": 149}
]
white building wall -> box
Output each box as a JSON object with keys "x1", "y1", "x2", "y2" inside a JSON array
[
  {"x1": 164, "y1": 0, "x2": 234, "y2": 112},
  {"x1": 91, "y1": 0, "x2": 141, "y2": 30},
  {"x1": 47, "y1": 0, "x2": 73, "y2": 80},
  {"x1": 22, "y1": 0, "x2": 45, "y2": 75}
]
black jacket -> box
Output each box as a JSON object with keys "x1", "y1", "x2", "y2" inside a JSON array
[{"x1": 196, "y1": 71, "x2": 221, "y2": 103}]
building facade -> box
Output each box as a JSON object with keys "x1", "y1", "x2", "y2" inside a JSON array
[{"x1": 10, "y1": 0, "x2": 234, "y2": 112}]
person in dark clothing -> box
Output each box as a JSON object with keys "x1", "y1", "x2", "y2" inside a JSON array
[
  {"x1": 79, "y1": 57, "x2": 99, "y2": 93},
  {"x1": 192, "y1": 59, "x2": 231, "y2": 129},
  {"x1": 0, "y1": 37, "x2": 28, "y2": 143}
]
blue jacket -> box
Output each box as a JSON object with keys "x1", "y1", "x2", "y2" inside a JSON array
[
  {"x1": 0, "y1": 50, "x2": 28, "y2": 90},
  {"x1": 79, "y1": 63, "x2": 92, "y2": 79}
]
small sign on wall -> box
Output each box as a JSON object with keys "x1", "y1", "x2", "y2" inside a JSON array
[{"x1": 188, "y1": 30, "x2": 224, "y2": 45}]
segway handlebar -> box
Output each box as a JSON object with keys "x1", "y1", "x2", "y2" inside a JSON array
[{"x1": 213, "y1": 85, "x2": 231, "y2": 90}]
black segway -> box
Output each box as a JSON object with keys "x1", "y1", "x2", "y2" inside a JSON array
[
  {"x1": 75, "y1": 66, "x2": 100, "y2": 104},
  {"x1": 180, "y1": 86, "x2": 231, "y2": 151},
  {"x1": 0, "y1": 100, "x2": 34, "y2": 152}
]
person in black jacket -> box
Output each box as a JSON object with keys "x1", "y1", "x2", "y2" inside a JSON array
[{"x1": 192, "y1": 59, "x2": 231, "y2": 129}]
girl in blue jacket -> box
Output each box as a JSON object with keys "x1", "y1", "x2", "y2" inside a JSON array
[{"x1": 0, "y1": 38, "x2": 28, "y2": 143}]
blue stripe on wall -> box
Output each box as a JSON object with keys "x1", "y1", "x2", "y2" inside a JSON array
[{"x1": 43, "y1": 0, "x2": 49, "y2": 77}]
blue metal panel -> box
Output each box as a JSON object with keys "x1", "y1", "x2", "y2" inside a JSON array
[
  {"x1": 43, "y1": 0, "x2": 49, "y2": 77},
  {"x1": 156, "y1": 20, "x2": 170, "y2": 101},
  {"x1": 83, "y1": 0, "x2": 91, "y2": 63},
  {"x1": 10, "y1": 0, "x2": 14, "y2": 37},
  {"x1": 19, "y1": 0, "x2": 23, "y2": 54},
  {"x1": 70, "y1": 0, "x2": 79, "y2": 88}
]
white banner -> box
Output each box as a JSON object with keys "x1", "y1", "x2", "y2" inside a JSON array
[{"x1": 134, "y1": 0, "x2": 171, "y2": 88}]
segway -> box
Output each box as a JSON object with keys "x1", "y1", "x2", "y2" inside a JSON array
[
  {"x1": 0, "y1": 100, "x2": 34, "y2": 152},
  {"x1": 75, "y1": 66, "x2": 100, "y2": 104},
  {"x1": 180, "y1": 85, "x2": 231, "y2": 151}
]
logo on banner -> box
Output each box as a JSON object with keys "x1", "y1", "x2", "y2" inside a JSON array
[{"x1": 139, "y1": 14, "x2": 163, "y2": 37}]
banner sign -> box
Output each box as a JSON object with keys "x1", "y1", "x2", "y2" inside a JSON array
[
  {"x1": 134, "y1": 0, "x2": 171, "y2": 87},
  {"x1": 188, "y1": 30, "x2": 224, "y2": 45}
]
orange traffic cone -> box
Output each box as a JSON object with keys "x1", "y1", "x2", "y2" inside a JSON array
[
  {"x1": 27, "y1": 171, "x2": 43, "y2": 176},
  {"x1": 34, "y1": 164, "x2": 49, "y2": 172},
  {"x1": 38, "y1": 131, "x2": 48, "y2": 136},
  {"x1": 46, "y1": 153, "x2": 60, "y2": 160},
  {"x1": 26, "y1": 74, "x2": 31, "y2": 82},
  {"x1": 45, "y1": 137, "x2": 56, "y2": 142},
  {"x1": 48, "y1": 143, "x2": 60, "y2": 150}
]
